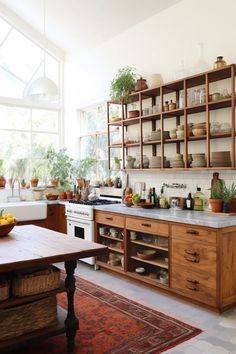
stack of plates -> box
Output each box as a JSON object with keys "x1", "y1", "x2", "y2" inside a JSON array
[
  {"x1": 191, "y1": 153, "x2": 207, "y2": 167},
  {"x1": 211, "y1": 151, "x2": 231, "y2": 167},
  {"x1": 150, "y1": 130, "x2": 161, "y2": 140},
  {"x1": 149, "y1": 156, "x2": 170, "y2": 168},
  {"x1": 170, "y1": 153, "x2": 184, "y2": 168}
]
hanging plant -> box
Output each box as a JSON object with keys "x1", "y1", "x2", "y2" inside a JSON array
[{"x1": 110, "y1": 66, "x2": 137, "y2": 103}]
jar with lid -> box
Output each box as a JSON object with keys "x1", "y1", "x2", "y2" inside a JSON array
[{"x1": 214, "y1": 56, "x2": 227, "y2": 69}]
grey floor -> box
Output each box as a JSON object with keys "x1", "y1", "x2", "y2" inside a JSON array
[{"x1": 62, "y1": 261, "x2": 236, "y2": 354}]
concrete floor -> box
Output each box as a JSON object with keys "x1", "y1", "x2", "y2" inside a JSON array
[{"x1": 62, "y1": 261, "x2": 236, "y2": 354}]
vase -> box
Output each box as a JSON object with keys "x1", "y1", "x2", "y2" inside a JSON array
[
  {"x1": 0, "y1": 177, "x2": 6, "y2": 188},
  {"x1": 30, "y1": 178, "x2": 39, "y2": 188},
  {"x1": 58, "y1": 191, "x2": 66, "y2": 200},
  {"x1": 192, "y1": 43, "x2": 211, "y2": 74},
  {"x1": 222, "y1": 202, "x2": 230, "y2": 213}
]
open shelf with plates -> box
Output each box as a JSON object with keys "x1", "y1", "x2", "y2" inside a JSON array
[{"x1": 107, "y1": 64, "x2": 236, "y2": 171}]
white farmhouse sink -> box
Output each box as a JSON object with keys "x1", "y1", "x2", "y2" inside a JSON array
[{"x1": 0, "y1": 201, "x2": 47, "y2": 221}]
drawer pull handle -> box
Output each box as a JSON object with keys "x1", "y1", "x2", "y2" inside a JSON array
[
  {"x1": 184, "y1": 255, "x2": 200, "y2": 263},
  {"x1": 186, "y1": 229, "x2": 199, "y2": 235},
  {"x1": 186, "y1": 278, "x2": 199, "y2": 285},
  {"x1": 184, "y1": 249, "x2": 199, "y2": 257},
  {"x1": 141, "y1": 223, "x2": 151, "y2": 227},
  {"x1": 105, "y1": 217, "x2": 113, "y2": 221},
  {"x1": 186, "y1": 283, "x2": 199, "y2": 291}
]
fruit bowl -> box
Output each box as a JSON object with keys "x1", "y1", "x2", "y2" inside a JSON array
[
  {"x1": 0, "y1": 222, "x2": 17, "y2": 237},
  {"x1": 137, "y1": 249, "x2": 156, "y2": 260}
]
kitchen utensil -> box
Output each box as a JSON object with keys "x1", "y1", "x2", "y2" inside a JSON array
[
  {"x1": 134, "y1": 77, "x2": 148, "y2": 92},
  {"x1": 137, "y1": 249, "x2": 156, "y2": 260}
]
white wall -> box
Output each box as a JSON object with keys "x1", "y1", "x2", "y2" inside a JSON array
[{"x1": 64, "y1": 0, "x2": 236, "y2": 194}]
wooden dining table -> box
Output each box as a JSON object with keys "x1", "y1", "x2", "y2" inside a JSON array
[{"x1": 0, "y1": 224, "x2": 108, "y2": 353}]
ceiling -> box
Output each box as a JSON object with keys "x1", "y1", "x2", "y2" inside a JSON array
[{"x1": 0, "y1": 0, "x2": 182, "y2": 53}]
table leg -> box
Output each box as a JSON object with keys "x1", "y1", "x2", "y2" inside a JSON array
[{"x1": 65, "y1": 260, "x2": 79, "y2": 353}]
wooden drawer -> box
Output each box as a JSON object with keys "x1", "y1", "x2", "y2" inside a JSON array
[
  {"x1": 126, "y1": 217, "x2": 169, "y2": 236},
  {"x1": 171, "y1": 224, "x2": 216, "y2": 244},
  {"x1": 171, "y1": 265, "x2": 216, "y2": 306},
  {"x1": 96, "y1": 211, "x2": 124, "y2": 228},
  {"x1": 172, "y1": 238, "x2": 216, "y2": 275}
]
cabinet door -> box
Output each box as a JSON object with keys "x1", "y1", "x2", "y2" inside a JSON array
[
  {"x1": 96, "y1": 211, "x2": 124, "y2": 228},
  {"x1": 126, "y1": 217, "x2": 169, "y2": 236},
  {"x1": 57, "y1": 204, "x2": 67, "y2": 234},
  {"x1": 171, "y1": 224, "x2": 216, "y2": 244},
  {"x1": 47, "y1": 204, "x2": 58, "y2": 231}
]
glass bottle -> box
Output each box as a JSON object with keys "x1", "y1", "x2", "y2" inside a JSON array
[
  {"x1": 140, "y1": 188, "x2": 146, "y2": 202},
  {"x1": 159, "y1": 187, "x2": 168, "y2": 209},
  {"x1": 214, "y1": 56, "x2": 227, "y2": 69},
  {"x1": 186, "y1": 192, "x2": 194, "y2": 210},
  {"x1": 193, "y1": 187, "x2": 205, "y2": 211},
  {"x1": 192, "y1": 42, "x2": 211, "y2": 74}
]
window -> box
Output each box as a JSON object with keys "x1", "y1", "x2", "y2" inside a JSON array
[
  {"x1": 79, "y1": 104, "x2": 108, "y2": 182},
  {"x1": 0, "y1": 15, "x2": 62, "y2": 181}
]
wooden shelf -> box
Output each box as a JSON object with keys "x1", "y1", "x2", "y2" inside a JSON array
[
  {"x1": 0, "y1": 282, "x2": 65, "y2": 310},
  {"x1": 96, "y1": 260, "x2": 124, "y2": 273},
  {"x1": 127, "y1": 271, "x2": 169, "y2": 289},
  {"x1": 98, "y1": 234, "x2": 123, "y2": 242},
  {"x1": 130, "y1": 256, "x2": 168, "y2": 269},
  {"x1": 107, "y1": 64, "x2": 236, "y2": 171},
  {"x1": 130, "y1": 239, "x2": 168, "y2": 251},
  {"x1": 108, "y1": 246, "x2": 124, "y2": 254}
]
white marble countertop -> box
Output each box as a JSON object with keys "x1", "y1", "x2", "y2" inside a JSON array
[{"x1": 94, "y1": 204, "x2": 236, "y2": 228}]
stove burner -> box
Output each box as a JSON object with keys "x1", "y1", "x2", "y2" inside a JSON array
[{"x1": 68, "y1": 199, "x2": 120, "y2": 206}]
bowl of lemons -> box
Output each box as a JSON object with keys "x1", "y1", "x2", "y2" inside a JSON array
[{"x1": 0, "y1": 209, "x2": 17, "y2": 237}]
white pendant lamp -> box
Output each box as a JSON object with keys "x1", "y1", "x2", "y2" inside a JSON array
[{"x1": 25, "y1": 0, "x2": 59, "y2": 102}]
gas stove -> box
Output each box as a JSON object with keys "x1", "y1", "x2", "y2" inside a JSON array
[{"x1": 68, "y1": 199, "x2": 120, "y2": 206}]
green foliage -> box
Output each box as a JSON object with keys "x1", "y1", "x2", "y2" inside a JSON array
[
  {"x1": 221, "y1": 182, "x2": 236, "y2": 203},
  {"x1": 47, "y1": 147, "x2": 73, "y2": 185},
  {"x1": 110, "y1": 66, "x2": 137, "y2": 102},
  {"x1": 72, "y1": 158, "x2": 96, "y2": 179},
  {"x1": 15, "y1": 159, "x2": 28, "y2": 180},
  {"x1": 209, "y1": 186, "x2": 222, "y2": 199},
  {"x1": 114, "y1": 157, "x2": 121, "y2": 164}
]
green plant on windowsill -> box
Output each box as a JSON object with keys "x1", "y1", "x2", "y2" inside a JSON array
[
  {"x1": 47, "y1": 147, "x2": 73, "y2": 186},
  {"x1": 221, "y1": 182, "x2": 236, "y2": 213},
  {"x1": 110, "y1": 66, "x2": 137, "y2": 103},
  {"x1": 72, "y1": 158, "x2": 96, "y2": 180}
]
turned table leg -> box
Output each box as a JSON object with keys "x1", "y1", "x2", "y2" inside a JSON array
[{"x1": 65, "y1": 260, "x2": 79, "y2": 353}]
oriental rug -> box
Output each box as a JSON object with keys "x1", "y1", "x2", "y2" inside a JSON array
[{"x1": 13, "y1": 276, "x2": 201, "y2": 354}]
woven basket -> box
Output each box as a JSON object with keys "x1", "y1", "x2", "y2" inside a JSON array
[
  {"x1": 0, "y1": 296, "x2": 57, "y2": 341},
  {"x1": 12, "y1": 266, "x2": 61, "y2": 297},
  {"x1": 0, "y1": 281, "x2": 10, "y2": 302}
]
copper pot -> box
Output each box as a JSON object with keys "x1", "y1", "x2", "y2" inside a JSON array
[{"x1": 134, "y1": 78, "x2": 148, "y2": 92}]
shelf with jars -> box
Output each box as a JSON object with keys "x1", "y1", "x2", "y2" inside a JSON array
[{"x1": 107, "y1": 64, "x2": 236, "y2": 171}]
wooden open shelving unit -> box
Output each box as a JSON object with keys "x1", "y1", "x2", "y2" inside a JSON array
[{"x1": 107, "y1": 64, "x2": 236, "y2": 171}]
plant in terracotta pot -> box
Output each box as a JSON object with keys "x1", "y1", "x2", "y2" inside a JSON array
[
  {"x1": 110, "y1": 66, "x2": 137, "y2": 103},
  {"x1": 113, "y1": 157, "x2": 121, "y2": 170},
  {"x1": 221, "y1": 182, "x2": 236, "y2": 213},
  {"x1": 0, "y1": 160, "x2": 6, "y2": 188},
  {"x1": 72, "y1": 158, "x2": 96, "y2": 187},
  {"x1": 57, "y1": 186, "x2": 67, "y2": 200},
  {"x1": 15, "y1": 159, "x2": 28, "y2": 188},
  {"x1": 64, "y1": 183, "x2": 73, "y2": 200},
  {"x1": 30, "y1": 167, "x2": 39, "y2": 188},
  {"x1": 209, "y1": 186, "x2": 223, "y2": 213},
  {"x1": 47, "y1": 147, "x2": 73, "y2": 186}
]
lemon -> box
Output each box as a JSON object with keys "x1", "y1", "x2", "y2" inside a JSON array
[
  {"x1": 7, "y1": 217, "x2": 14, "y2": 224},
  {"x1": 6, "y1": 213, "x2": 13, "y2": 218},
  {"x1": 0, "y1": 219, "x2": 8, "y2": 225}
]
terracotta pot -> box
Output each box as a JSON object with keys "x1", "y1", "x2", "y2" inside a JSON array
[
  {"x1": 77, "y1": 178, "x2": 85, "y2": 188},
  {"x1": 66, "y1": 191, "x2": 73, "y2": 200},
  {"x1": 51, "y1": 178, "x2": 59, "y2": 186},
  {"x1": 209, "y1": 198, "x2": 223, "y2": 213},
  {"x1": 30, "y1": 178, "x2": 39, "y2": 188},
  {"x1": 128, "y1": 110, "x2": 139, "y2": 118},
  {"x1": 20, "y1": 182, "x2": 26, "y2": 189},
  {"x1": 0, "y1": 177, "x2": 6, "y2": 188},
  {"x1": 58, "y1": 191, "x2": 66, "y2": 200}
]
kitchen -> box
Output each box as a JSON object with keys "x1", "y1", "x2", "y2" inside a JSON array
[{"x1": 1, "y1": 0, "x2": 236, "y2": 353}]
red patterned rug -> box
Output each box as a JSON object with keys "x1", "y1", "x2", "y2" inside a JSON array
[{"x1": 12, "y1": 276, "x2": 201, "y2": 354}]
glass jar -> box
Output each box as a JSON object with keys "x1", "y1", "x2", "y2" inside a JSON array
[
  {"x1": 214, "y1": 56, "x2": 227, "y2": 69},
  {"x1": 199, "y1": 88, "x2": 206, "y2": 104},
  {"x1": 163, "y1": 101, "x2": 169, "y2": 112}
]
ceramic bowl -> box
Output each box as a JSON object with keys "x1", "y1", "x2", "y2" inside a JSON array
[
  {"x1": 135, "y1": 267, "x2": 146, "y2": 274},
  {"x1": 137, "y1": 249, "x2": 156, "y2": 260},
  {"x1": 192, "y1": 128, "x2": 206, "y2": 136}
]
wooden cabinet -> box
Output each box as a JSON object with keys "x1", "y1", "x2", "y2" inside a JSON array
[
  {"x1": 47, "y1": 204, "x2": 58, "y2": 231},
  {"x1": 95, "y1": 210, "x2": 236, "y2": 312},
  {"x1": 107, "y1": 64, "x2": 236, "y2": 171},
  {"x1": 57, "y1": 204, "x2": 67, "y2": 234}
]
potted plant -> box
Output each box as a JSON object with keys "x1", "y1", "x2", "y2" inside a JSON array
[
  {"x1": 64, "y1": 182, "x2": 73, "y2": 200},
  {"x1": 209, "y1": 186, "x2": 223, "y2": 213},
  {"x1": 57, "y1": 186, "x2": 67, "y2": 200},
  {"x1": 0, "y1": 160, "x2": 6, "y2": 188},
  {"x1": 30, "y1": 167, "x2": 39, "y2": 188},
  {"x1": 113, "y1": 157, "x2": 121, "y2": 170},
  {"x1": 110, "y1": 66, "x2": 137, "y2": 103},
  {"x1": 15, "y1": 159, "x2": 28, "y2": 188},
  {"x1": 72, "y1": 158, "x2": 96, "y2": 187},
  {"x1": 221, "y1": 182, "x2": 236, "y2": 213},
  {"x1": 47, "y1": 147, "x2": 73, "y2": 186}
]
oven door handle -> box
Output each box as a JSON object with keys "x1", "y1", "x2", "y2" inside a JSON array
[{"x1": 67, "y1": 219, "x2": 91, "y2": 227}]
